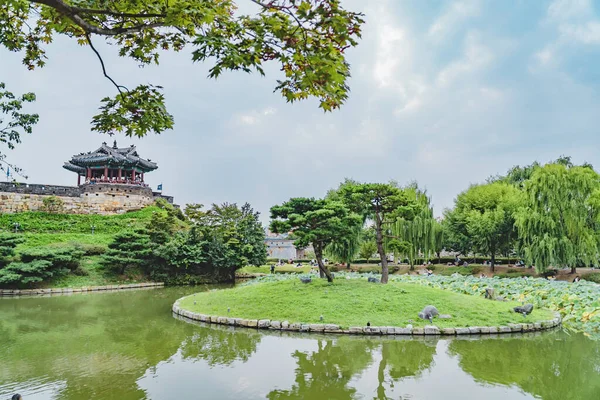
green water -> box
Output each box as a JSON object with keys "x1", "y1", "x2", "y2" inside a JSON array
[{"x1": 0, "y1": 286, "x2": 599, "y2": 400}]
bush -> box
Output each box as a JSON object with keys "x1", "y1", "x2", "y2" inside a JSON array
[
  {"x1": 0, "y1": 260, "x2": 60, "y2": 285},
  {"x1": 0, "y1": 233, "x2": 24, "y2": 266},
  {"x1": 494, "y1": 271, "x2": 531, "y2": 279},
  {"x1": 438, "y1": 265, "x2": 482, "y2": 276},
  {"x1": 582, "y1": 272, "x2": 600, "y2": 284},
  {"x1": 80, "y1": 244, "x2": 107, "y2": 256},
  {"x1": 19, "y1": 246, "x2": 84, "y2": 271},
  {"x1": 41, "y1": 196, "x2": 65, "y2": 213}
]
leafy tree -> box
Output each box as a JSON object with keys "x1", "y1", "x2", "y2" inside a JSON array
[
  {"x1": 338, "y1": 181, "x2": 416, "y2": 283},
  {"x1": 515, "y1": 163, "x2": 600, "y2": 273},
  {"x1": 0, "y1": 82, "x2": 38, "y2": 175},
  {"x1": 197, "y1": 202, "x2": 267, "y2": 268},
  {"x1": 270, "y1": 197, "x2": 361, "y2": 282},
  {"x1": 101, "y1": 231, "x2": 152, "y2": 275},
  {"x1": 444, "y1": 182, "x2": 522, "y2": 271},
  {"x1": 358, "y1": 241, "x2": 377, "y2": 264},
  {"x1": 2, "y1": 0, "x2": 364, "y2": 137}
]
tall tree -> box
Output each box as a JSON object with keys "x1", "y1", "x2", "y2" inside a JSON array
[
  {"x1": 2, "y1": 0, "x2": 364, "y2": 137},
  {"x1": 338, "y1": 182, "x2": 416, "y2": 283},
  {"x1": 515, "y1": 163, "x2": 600, "y2": 274},
  {"x1": 392, "y1": 185, "x2": 437, "y2": 270},
  {"x1": 270, "y1": 197, "x2": 361, "y2": 282},
  {"x1": 445, "y1": 182, "x2": 522, "y2": 271},
  {"x1": 325, "y1": 223, "x2": 361, "y2": 269}
]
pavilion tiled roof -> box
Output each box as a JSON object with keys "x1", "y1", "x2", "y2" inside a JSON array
[{"x1": 63, "y1": 141, "x2": 158, "y2": 173}]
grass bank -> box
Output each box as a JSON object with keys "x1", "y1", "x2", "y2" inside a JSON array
[{"x1": 179, "y1": 278, "x2": 554, "y2": 328}]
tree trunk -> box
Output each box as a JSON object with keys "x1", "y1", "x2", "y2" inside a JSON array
[
  {"x1": 346, "y1": 262, "x2": 350, "y2": 269},
  {"x1": 375, "y1": 216, "x2": 389, "y2": 283},
  {"x1": 314, "y1": 244, "x2": 333, "y2": 282},
  {"x1": 437, "y1": 251, "x2": 441, "y2": 265},
  {"x1": 571, "y1": 266, "x2": 576, "y2": 274},
  {"x1": 490, "y1": 242, "x2": 496, "y2": 273}
]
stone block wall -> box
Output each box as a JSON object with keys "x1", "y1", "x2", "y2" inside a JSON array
[{"x1": 0, "y1": 181, "x2": 161, "y2": 215}]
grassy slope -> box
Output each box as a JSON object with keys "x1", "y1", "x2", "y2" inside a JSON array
[
  {"x1": 0, "y1": 207, "x2": 168, "y2": 288},
  {"x1": 179, "y1": 279, "x2": 555, "y2": 328}
]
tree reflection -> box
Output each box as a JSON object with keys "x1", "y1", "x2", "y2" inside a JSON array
[
  {"x1": 375, "y1": 338, "x2": 437, "y2": 399},
  {"x1": 449, "y1": 332, "x2": 600, "y2": 400},
  {"x1": 179, "y1": 324, "x2": 262, "y2": 366},
  {"x1": 267, "y1": 337, "x2": 375, "y2": 399}
]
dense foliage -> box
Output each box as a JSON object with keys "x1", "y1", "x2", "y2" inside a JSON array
[
  {"x1": 444, "y1": 182, "x2": 522, "y2": 270},
  {"x1": 0, "y1": 245, "x2": 84, "y2": 285},
  {"x1": 1, "y1": 0, "x2": 363, "y2": 140},
  {"x1": 98, "y1": 202, "x2": 268, "y2": 284},
  {"x1": 270, "y1": 197, "x2": 361, "y2": 281},
  {"x1": 335, "y1": 180, "x2": 418, "y2": 283},
  {"x1": 515, "y1": 163, "x2": 600, "y2": 273}
]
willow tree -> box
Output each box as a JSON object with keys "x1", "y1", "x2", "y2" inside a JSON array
[
  {"x1": 326, "y1": 224, "x2": 361, "y2": 269},
  {"x1": 392, "y1": 187, "x2": 437, "y2": 270},
  {"x1": 515, "y1": 163, "x2": 600, "y2": 274}
]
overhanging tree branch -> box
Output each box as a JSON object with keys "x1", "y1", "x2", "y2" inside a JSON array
[{"x1": 84, "y1": 33, "x2": 128, "y2": 94}]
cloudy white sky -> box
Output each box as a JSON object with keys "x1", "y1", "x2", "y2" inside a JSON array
[{"x1": 1, "y1": 0, "x2": 600, "y2": 222}]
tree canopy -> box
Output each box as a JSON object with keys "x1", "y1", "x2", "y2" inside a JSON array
[
  {"x1": 337, "y1": 181, "x2": 416, "y2": 283},
  {"x1": 1, "y1": 0, "x2": 364, "y2": 142},
  {"x1": 444, "y1": 182, "x2": 522, "y2": 270},
  {"x1": 270, "y1": 197, "x2": 361, "y2": 282},
  {"x1": 515, "y1": 163, "x2": 600, "y2": 273}
]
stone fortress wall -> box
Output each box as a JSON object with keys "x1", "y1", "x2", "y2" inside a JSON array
[{"x1": 0, "y1": 181, "x2": 174, "y2": 215}]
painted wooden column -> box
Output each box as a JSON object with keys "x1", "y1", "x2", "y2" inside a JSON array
[
  {"x1": 104, "y1": 166, "x2": 108, "y2": 179},
  {"x1": 118, "y1": 168, "x2": 122, "y2": 181},
  {"x1": 131, "y1": 169, "x2": 135, "y2": 181},
  {"x1": 77, "y1": 174, "x2": 81, "y2": 186},
  {"x1": 86, "y1": 167, "x2": 91, "y2": 180},
  {"x1": 141, "y1": 172, "x2": 144, "y2": 183}
]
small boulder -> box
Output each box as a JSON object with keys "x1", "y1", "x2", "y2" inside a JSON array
[
  {"x1": 367, "y1": 277, "x2": 380, "y2": 283},
  {"x1": 300, "y1": 277, "x2": 312, "y2": 284}
]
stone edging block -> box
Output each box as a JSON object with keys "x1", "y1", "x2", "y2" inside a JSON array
[
  {"x1": 0, "y1": 282, "x2": 164, "y2": 297},
  {"x1": 172, "y1": 297, "x2": 564, "y2": 337}
]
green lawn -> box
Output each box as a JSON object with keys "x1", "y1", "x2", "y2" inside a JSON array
[
  {"x1": 178, "y1": 279, "x2": 555, "y2": 328},
  {"x1": 238, "y1": 264, "x2": 314, "y2": 274}
]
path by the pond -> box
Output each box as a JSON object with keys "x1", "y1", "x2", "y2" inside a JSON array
[{"x1": 0, "y1": 286, "x2": 598, "y2": 400}]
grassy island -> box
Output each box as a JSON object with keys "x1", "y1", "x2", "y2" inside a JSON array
[{"x1": 178, "y1": 278, "x2": 555, "y2": 328}]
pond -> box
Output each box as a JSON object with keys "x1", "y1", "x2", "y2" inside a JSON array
[{"x1": 0, "y1": 286, "x2": 599, "y2": 400}]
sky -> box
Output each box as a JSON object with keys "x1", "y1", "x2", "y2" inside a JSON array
[{"x1": 1, "y1": 0, "x2": 600, "y2": 223}]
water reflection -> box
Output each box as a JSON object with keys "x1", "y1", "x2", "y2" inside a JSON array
[{"x1": 0, "y1": 287, "x2": 598, "y2": 400}]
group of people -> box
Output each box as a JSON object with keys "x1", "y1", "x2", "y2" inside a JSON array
[{"x1": 85, "y1": 175, "x2": 147, "y2": 187}]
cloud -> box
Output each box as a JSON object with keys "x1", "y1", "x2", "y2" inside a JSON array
[
  {"x1": 1, "y1": 0, "x2": 600, "y2": 223},
  {"x1": 436, "y1": 32, "x2": 494, "y2": 87},
  {"x1": 428, "y1": 0, "x2": 481, "y2": 40},
  {"x1": 559, "y1": 21, "x2": 600, "y2": 43}
]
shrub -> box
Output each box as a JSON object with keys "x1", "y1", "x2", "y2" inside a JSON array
[
  {"x1": 41, "y1": 196, "x2": 64, "y2": 213},
  {"x1": 0, "y1": 233, "x2": 24, "y2": 266},
  {"x1": 80, "y1": 244, "x2": 107, "y2": 256},
  {"x1": 101, "y1": 231, "x2": 153, "y2": 275},
  {"x1": 19, "y1": 246, "x2": 85, "y2": 271},
  {"x1": 582, "y1": 272, "x2": 600, "y2": 284},
  {"x1": 438, "y1": 265, "x2": 482, "y2": 276},
  {"x1": 494, "y1": 271, "x2": 530, "y2": 279},
  {"x1": 0, "y1": 260, "x2": 59, "y2": 285}
]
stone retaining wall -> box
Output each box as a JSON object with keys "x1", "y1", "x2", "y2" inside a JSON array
[
  {"x1": 172, "y1": 296, "x2": 561, "y2": 336},
  {"x1": 0, "y1": 282, "x2": 164, "y2": 296}
]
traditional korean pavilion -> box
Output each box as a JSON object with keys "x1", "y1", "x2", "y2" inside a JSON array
[{"x1": 63, "y1": 141, "x2": 158, "y2": 186}]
